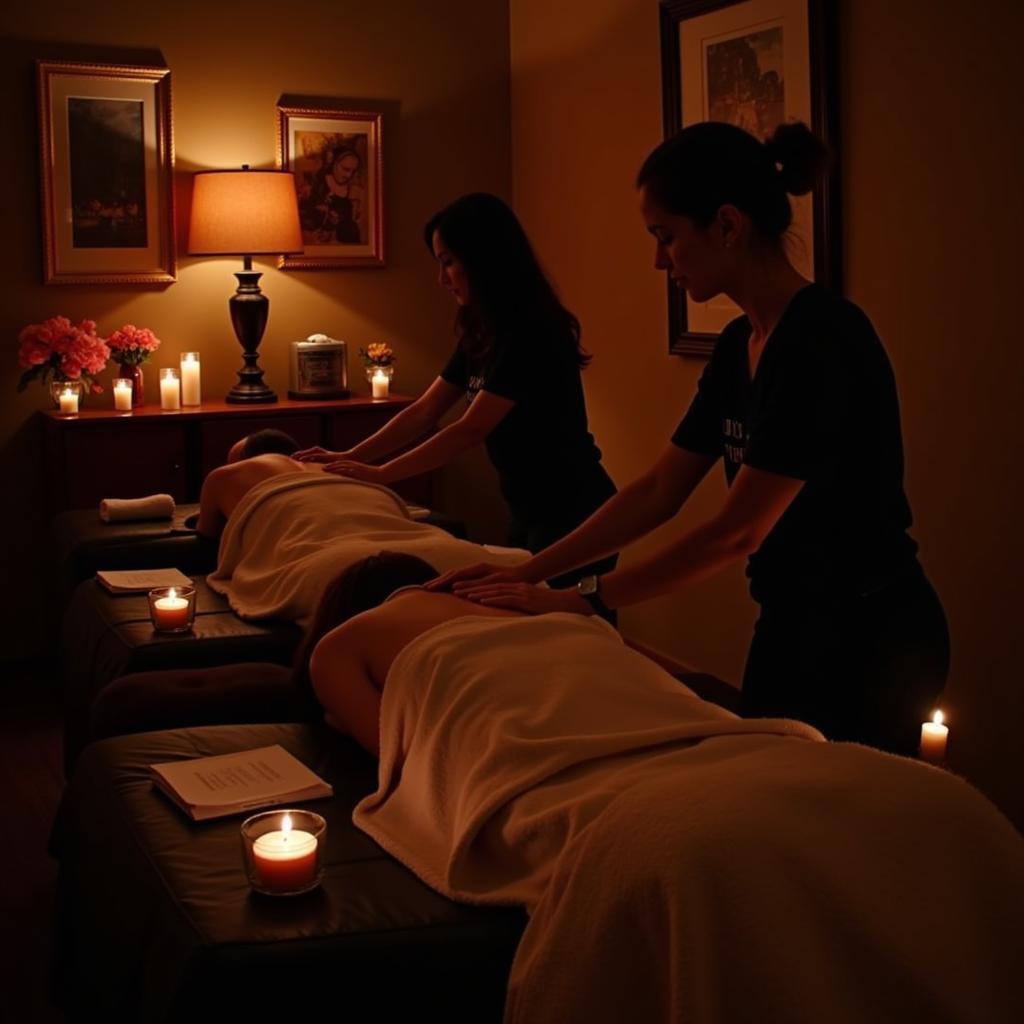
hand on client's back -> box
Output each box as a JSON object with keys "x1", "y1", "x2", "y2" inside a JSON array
[
  {"x1": 323, "y1": 460, "x2": 385, "y2": 484},
  {"x1": 461, "y1": 580, "x2": 591, "y2": 616},
  {"x1": 426, "y1": 562, "x2": 529, "y2": 592},
  {"x1": 294, "y1": 446, "x2": 349, "y2": 463}
]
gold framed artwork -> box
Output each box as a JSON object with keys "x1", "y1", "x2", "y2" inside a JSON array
[
  {"x1": 36, "y1": 61, "x2": 176, "y2": 285},
  {"x1": 276, "y1": 103, "x2": 385, "y2": 269},
  {"x1": 659, "y1": 0, "x2": 839, "y2": 355}
]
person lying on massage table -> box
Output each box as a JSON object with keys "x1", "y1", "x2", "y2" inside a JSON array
[{"x1": 305, "y1": 550, "x2": 1022, "y2": 1024}]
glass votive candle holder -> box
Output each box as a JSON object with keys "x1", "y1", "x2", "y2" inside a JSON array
[
  {"x1": 113, "y1": 378, "x2": 134, "y2": 411},
  {"x1": 159, "y1": 367, "x2": 181, "y2": 410},
  {"x1": 147, "y1": 585, "x2": 196, "y2": 633},
  {"x1": 241, "y1": 809, "x2": 327, "y2": 896}
]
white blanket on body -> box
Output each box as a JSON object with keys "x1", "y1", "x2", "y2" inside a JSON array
[
  {"x1": 206, "y1": 472, "x2": 528, "y2": 628},
  {"x1": 354, "y1": 613, "x2": 1024, "y2": 1024}
]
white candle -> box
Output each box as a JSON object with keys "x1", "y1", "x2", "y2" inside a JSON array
[
  {"x1": 160, "y1": 368, "x2": 181, "y2": 410},
  {"x1": 152, "y1": 587, "x2": 190, "y2": 630},
  {"x1": 252, "y1": 813, "x2": 318, "y2": 892},
  {"x1": 371, "y1": 369, "x2": 390, "y2": 399},
  {"x1": 919, "y1": 710, "x2": 949, "y2": 763},
  {"x1": 113, "y1": 379, "x2": 133, "y2": 411},
  {"x1": 59, "y1": 387, "x2": 79, "y2": 414},
  {"x1": 180, "y1": 352, "x2": 201, "y2": 406}
]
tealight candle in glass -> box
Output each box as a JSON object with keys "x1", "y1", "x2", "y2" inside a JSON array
[
  {"x1": 159, "y1": 368, "x2": 181, "y2": 410},
  {"x1": 147, "y1": 585, "x2": 196, "y2": 633},
  {"x1": 113, "y1": 378, "x2": 134, "y2": 411},
  {"x1": 241, "y1": 809, "x2": 326, "y2": 896}
]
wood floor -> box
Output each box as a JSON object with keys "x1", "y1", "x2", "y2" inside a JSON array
[{"x1": 1, "y1": 660, "x2": 66, "y2": 1023}]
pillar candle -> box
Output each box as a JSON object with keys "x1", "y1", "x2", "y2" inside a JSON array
[
  {"x1": 371, "y1": 369, "x2": 390, "y2": 399},
  {"x1": 919, "y1": 711, "x2": 949, "y2": 763},
  {"x1": 160, "y1": 368, "x2": 181, "y2": 410},
  {"x1": 180, "y1": 353, "x2": 201, "y2": 406},
  {"x1": 252, "y1": 814, "x2": 318, "y2": 892},
  {"x1": 59, "y1": 387, "x2": 79, "y2": 414},
  {"x1": 113, "y1": 379, "x2": 133, "y2": 411}
]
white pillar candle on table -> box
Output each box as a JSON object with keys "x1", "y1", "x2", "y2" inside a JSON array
[
  {"x1": 152, "y1": 587, "x2": 190, "y2": 630},
  {"x1": 180, "y1": 352, "x2": 201, "y2": 406},
  {"x1": 113, "y1": 379, "x2": 133, "y2": 411},
  {"x1": 59, "y1": 387, "x2": 79, "y2": 414},
  {"x1": 252, "y1": 813, "x2": 318, "y2": 892},
  {"x1": 159, "y1": 368, "x2": 181, "y2": 410},
  {"x1": 371, "y1": 369, "x2": 390, "y2": 399},
  {"x1": 919, "y1": 710, "x2": 949, "y2": 763}
]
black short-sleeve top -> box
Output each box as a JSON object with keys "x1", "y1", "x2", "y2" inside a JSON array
[
  {"x1": 440, "y1": 334, "x2": 614, "y2": 524},
  {"x1": 672, "y1": 284, "x2": 918, "y2": 601}
]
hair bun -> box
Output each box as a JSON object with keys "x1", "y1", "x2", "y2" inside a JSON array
[{"x1": 765, "y1": 121, "x2": 829, "y2": 196}]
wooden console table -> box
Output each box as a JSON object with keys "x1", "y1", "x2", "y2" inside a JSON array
[{"x1": 40, "y1": 394, "x2": 433, "y2": 512}]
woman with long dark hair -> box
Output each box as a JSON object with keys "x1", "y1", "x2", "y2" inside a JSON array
[
  {"x1": 435, "y1": 123, "x2": 949, "y2": 757},
  {"x1": 296, "y1": 192, "x2": 616, "y2": 586}
]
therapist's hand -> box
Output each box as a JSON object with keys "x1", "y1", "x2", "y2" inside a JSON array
[
  {"x1": 426, "y1": 561, "x2": 532, "y2": 593},
  {"x1": 460, "y1": 581, "x2": 592, "y2": 617},
  {"x1": 323, "y1": 461, "x2": 389, "y2": 484},
  {"x1": 294, "y1": 446, "x2": 354, "y2": 464}
]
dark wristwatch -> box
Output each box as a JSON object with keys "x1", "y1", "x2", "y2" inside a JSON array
[{"x1": 576, "y1": 574, "x2": 611, "y2": 618}]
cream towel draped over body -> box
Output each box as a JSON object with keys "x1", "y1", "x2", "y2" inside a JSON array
[
  {"x1": 206, "y1": 472, "x2": 528, "y2": 628},
  {"x1": 355, "y1": 613, "x2": 1024, "y2": 1024}
]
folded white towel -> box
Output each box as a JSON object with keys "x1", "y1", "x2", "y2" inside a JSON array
[{"x1": 99, "y1": 494, "x2": 176, "y2": 523}]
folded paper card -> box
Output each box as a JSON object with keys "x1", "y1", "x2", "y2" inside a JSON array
[
  {"x1": 96, "y1": 568, "x2": 193, "y2": 594},
  {"x1": 99, "y1": 494, "x2": 176, "y2": 522},
  {"x1": 149, "y1": 744, "x2": 333, "y2": 821}
]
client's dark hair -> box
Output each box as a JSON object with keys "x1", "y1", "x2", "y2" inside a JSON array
[
  {"x1": 290, "y1": 552, "x2": 439, "y2": 703},
  {"x1": 243, "y1": 428, "x2": 300, "y2": 458},
  {"x1": 636, "y1": 120, "x2": 829, "y2": 242}
]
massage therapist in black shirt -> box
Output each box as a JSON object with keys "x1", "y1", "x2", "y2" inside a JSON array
[
  {"x1": 435, "y1": 122, "x2": 949, "y2": 757},
  {"x1": 295, "y1": 192, "x2": 617, "y2": 586}
]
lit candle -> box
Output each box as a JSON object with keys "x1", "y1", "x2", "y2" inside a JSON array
[
  {"x1": 919, "y1": 710, "x2": 949, "y2": 764},
  {"x1": 180, "y1": 352, "x2": 201, "y2": 406},
  {"x1": 160, "y1": 368, "x2": 181, "y2": 410},
  {"x1": 113, "y1": 378, "x2": 133, "y2": 411},
  {"x1": 59, "y1": 386, "x2": 79, "y2": 414},
  {"x1": 252, "y1": 813, "x2": 318, "y2": 893},
  {"x1": 371, "y1": 369, "x2": 390, "y2": 399},
  {"x1": 153, "y1": 587, "x2": 190, "y2": 630}
]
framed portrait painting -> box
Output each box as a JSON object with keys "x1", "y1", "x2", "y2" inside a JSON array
[
  {"x1": 37, "y1": 61, "x2": 176, "y2": 285},
  {"x1": 659, "y1": 0, "x2": 839, "y2": 355},
  {"x1": 276, "y1": 104, "x2": 384, "y2": 268}
]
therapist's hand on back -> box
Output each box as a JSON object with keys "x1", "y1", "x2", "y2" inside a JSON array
[
  {"x1": 455, "y1": 578, "x2": 592, "y2": 617},
  {"x1": 293, "y1": 446, "x2": 355, "y2": 464},
  {"x1": 427, "y1": 561, "x2": 534, "y2": 593},
  {"x1": 323, "y1": 461, "x2": 388, "y2": 484}
]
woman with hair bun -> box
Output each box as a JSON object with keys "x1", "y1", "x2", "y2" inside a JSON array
[{"x1": 438, "y1": 121, "x2": 949, "y2": 757}]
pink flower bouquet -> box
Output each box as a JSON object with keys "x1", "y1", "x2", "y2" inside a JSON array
[
  {"x1": 106, "y1": 324, "x2": 162, "y2": 367},
  {"x1": 17, "y1": 316, "x2": 110, "y2": 394}
]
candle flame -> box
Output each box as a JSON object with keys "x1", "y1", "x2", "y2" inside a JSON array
[
  {"x1": 282, "y1": 813, "x2": 292, "y2": 837},
  {"x1": 168, "y1": 587, "x2": 177, "y2": 600},
  {"x1": 62, "y1": 386, "x2": 74, "y2": 395},
  {"x1": 932, "y1": 710, "x2": 944, "y2": 726}
]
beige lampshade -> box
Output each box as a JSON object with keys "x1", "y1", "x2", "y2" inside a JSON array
[{"x1": 188, "y1": 168, "x2": 303, "y2": 255}]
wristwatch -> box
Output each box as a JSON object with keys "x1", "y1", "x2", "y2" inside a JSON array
[{"x1": 576, "y1": 574, "x2": 611, "y2": 618}]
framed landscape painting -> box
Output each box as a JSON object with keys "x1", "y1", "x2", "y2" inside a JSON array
[
  {"x1": 37, "y1": 61, "x2": 176, "y2": 285},
  {"x1": 659, "y1": 0, "x2": 838, "y2": 355},
  {"x1": 276, "y1": 104, "x2": 384, "y2": 269}
]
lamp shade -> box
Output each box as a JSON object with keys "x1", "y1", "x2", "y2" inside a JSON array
[{"x1": 188, "y1": 168, "x2": 303, "y2": 255}]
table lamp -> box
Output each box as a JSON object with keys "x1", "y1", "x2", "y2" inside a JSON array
[{"x1": 188, "y1": 165, "x2": 303, "y2": 403}]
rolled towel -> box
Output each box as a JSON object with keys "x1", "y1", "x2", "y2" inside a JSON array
[{"x1": 99, "y1": 494, "x2": 176, "y2": 523}]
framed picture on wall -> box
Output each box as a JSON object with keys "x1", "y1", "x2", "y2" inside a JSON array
[
  {"x1": 276, "y1": 103, "x2": 384, "y2": 269},
  {"x1": 658, "y1": 0, "x2": 839, "y2": 356},
  {"x1": 37, "y1": 61, "x2": 176, "y2": 285}
]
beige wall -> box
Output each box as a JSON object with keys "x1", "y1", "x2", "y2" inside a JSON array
[
  {"x1": 0, "y1": 0, "x2": 511, "y2": 653},
  {"x1": 510, "y1": 0, "x2": 1024, "y2": 828}
]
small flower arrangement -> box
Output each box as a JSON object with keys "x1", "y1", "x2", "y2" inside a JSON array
[
  {"x1": 359, "y1": 342, "x2": 396, "y2": 368},
  {"x1": 106, "y1": 323, "x2": 162, "y2": 366},
  {"x1": 17, "y1": 316, "x2": 110, "y2": 394}
]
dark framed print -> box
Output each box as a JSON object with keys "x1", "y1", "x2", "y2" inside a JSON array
[
  {"x1": 37, "y1": 61, "x2": 176, "y2": 285},
  {"x1": 276, "y1": 104, "x2": 384, "y2": 269},
  {"x1": 659, "y1": 0, "x2": 839, "y2": 355}
]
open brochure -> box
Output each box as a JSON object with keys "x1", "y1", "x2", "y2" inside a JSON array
[
  {"x1": 149, "y1": 744, "x2": 333, "y2": 821},
  {"x1": 96, "y1": 568, "x2": 193, "y2": 594}
]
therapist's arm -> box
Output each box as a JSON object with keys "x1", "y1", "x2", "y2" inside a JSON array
[
  {"x1": 326, "y1": 389, "x2": 514, "y2": 483},
  {"x1": 600, "y1": 464, "x2": 804, "y2": 609}
]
